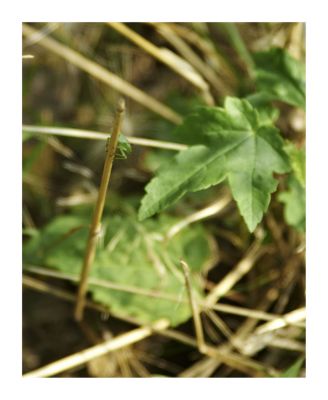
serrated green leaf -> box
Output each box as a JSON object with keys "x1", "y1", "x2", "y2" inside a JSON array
[
  {"x1": 241, "y1": 94, "x2": 281, "y2": 132},
  {"x1": 138, "y1": 145, "x2": 227, "y2": 221},
  {"x1": 253, "y1": 47, "x2": 305, "y2": 109},
  {"x1": 139, "y1": 97, "x2": 290, "y2": 232},
  {"x1": 23, "y1": 213, "x2": 216, "y2": 326},
  {"x1": 278, "y1": 175, "x2": 305, "y2": 232}
]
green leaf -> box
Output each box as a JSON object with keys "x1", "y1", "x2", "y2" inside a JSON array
[
  {"x1": 278, "y1": 175, "x2": 305, "y2": 232},
  {"x1": 253, "y1": 47, "x2": 305, "y2": 109},
  {"x1": 139, "y1": 145, "x2": 227, "y2": 221},
  {"x1": 284, "y1": 142, "x2": 305, "y2": 187},
  {"x1": 24, "y1": 213, "x2": 216, "y2": 326},
  {"x1": 23, "y1": 131, "x2": 36, "y2": 142},
  {"x1": 281, "y1": 357, "x2": 305, "y2": 377},
  {"x1": 139, "y1": 97, "x2": 290, "y2": 232}
]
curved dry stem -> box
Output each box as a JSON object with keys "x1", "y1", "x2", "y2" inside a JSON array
[{"x1": 166, "y1": 194, "x2": 231, "y2": 240}]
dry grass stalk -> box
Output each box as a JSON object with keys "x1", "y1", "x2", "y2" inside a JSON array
[
  {"x1": 22, "y1": 125, "x2": 187, "y2": 151},
  {"x1": 254, "y1": 307, "x2": 306, "y2": 335},
  {"x1": 166, "y1": 194, "x2": 231, "y2": 239},
  {"x1": 23, "y1": 275, "x2": 108, "y2": 314},
  {"x1": 179, "y1": 290, "x2": 281, "y2": 377},
  {"x1": 23, "y1": 319, "x2": 169, "y2": 378},
  {"x1": 204, "y1": 238, "x2": 264, "y2": 307},
  {"x1": 74, "y1": 99, "x2": 125, "y2": 321},
  {"x1": 152, "y1": 23, "x2": 230, "y2": 97},
  {"x1": 22, "y1": 24, "x2": 182, "y2": 125},
  {"x1": 108, "y1": 22, "x2": 214, "y2": 105},
  {"x1": 180, "y1": 260, "x2": 206, "y2": 353},
  {"x1": 25, "y1": 264, "x2": 304, "y2": 326}
]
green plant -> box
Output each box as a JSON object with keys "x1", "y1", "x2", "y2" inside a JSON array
[
  {"x1": 23, "y1": 23, "x2": 305, "y2": 378},
  {"x1": 24, "y1": 212, "x2": 216, "y2": 326}
]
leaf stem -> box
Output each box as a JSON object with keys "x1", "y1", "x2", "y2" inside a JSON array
[{"x1": 74, "y1": 99, "x2": 125, "y2": 321}]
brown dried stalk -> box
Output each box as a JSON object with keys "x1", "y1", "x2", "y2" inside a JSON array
[{"x1": 74, "y1": 99, "x2": 125, "y2": 321}]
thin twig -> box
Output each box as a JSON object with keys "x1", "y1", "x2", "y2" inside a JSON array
[
  {"x1": 204, "y1": 238, "x2": 264, "y2": 307},
  {"x1": 254, "y1": 307, "x2": 306, "y2": 335},
  {"x1": 180, "y1": 260, "x2": 206, "y2": 353},
  {"x1": 74, "y1": 99, "x2": 125, "y2": 321},
  {"x1": 25, "y1": 264, "x2": 304, "y2": 326},
  {"x1": 166, "y1": 194, "x2": 231, "y2": 239},
  {"x1": 108, "y1": 22, "x2": 213, "y2": 105},
  {"x1": 22, "y1": 125, "x2": 187, "y2": 151},
  {"x1": 269, "y1": 337, "x2": 305, "y2": 353},
  {"x1": 166, "y1": 23, "x2": 237, "y2": 88},
  {"x1": 22, "y1": 24, "x2": 182, "y2": 125},
  {"x1": 23, "y1": 319, "x2": 169, "y2": 378},
  {"x1": 152, "y1": 23, "x2": 229, "y2": 97},
  {"x1": 23, "y1": 275, "x2": 108, "y2": 314},
  {"x1": 24, "y1": 273, "x2": 299, "y2": 376},
  {"x1": 205, "y1": 309, "x2": 233, "y2": 341},
  {"x1": 23, "y1": 22, "x2": 60, "y2": 48},
  {"x1": 211, "y1": 303, "x2": 301, "y2": 326},
  {"x1": 159, "y1": 329, "x2": 278, "y2": 377},
  {"x1": 179, "y1": 290, "x2": 282, "y2": 377},
  {"x1": 265, "y1": 213, "x2": 290, "y2": 257}
]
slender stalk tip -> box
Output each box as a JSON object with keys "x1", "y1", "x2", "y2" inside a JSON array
[
  {"x1": 117, "y1": 98, "x2": 126, "y2": 113},
  {"x1": 180, "y1": 259, "x2": 189, "y2": 276}
]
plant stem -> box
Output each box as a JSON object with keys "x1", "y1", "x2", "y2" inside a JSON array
[
  {"x1": 204, "y1": 239, "x2": 264, "y2": 308},
  {"x1": 22, "y1": 125, "x2": 187, "y2": 151},
  {"x1": 74, "y1": 99, "x2": 125, "y2": 321},
  {"x1": 254, "y1": 307, "x2": 306, "y2": 335},
  {"x1": 152, "y1": 22, "x2": 230, "y2": 97},
  {"x1": 166, "y1": 194, "x2": 231, "y2": 239},
  {"x1": 180, "y1": 260, "x2": 206, "y2": 353},
  {"x1": 25, "y1": 264, "x2": 305, "y2": 326},
  {"x1": 220, "y1": 23, "x2": 255, "y2": 77},
  {"x1": 23, "y1": 318, "x2": 169, "y2": 378}
]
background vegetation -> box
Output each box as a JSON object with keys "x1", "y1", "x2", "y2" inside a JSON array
[{"x1": 22, "y1": 22, "x2": 305, "y2": 377}]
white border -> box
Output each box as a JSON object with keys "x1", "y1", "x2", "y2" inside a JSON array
[{"x1": 1, "y1": 0, "x2": 327, "y2": 399}]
